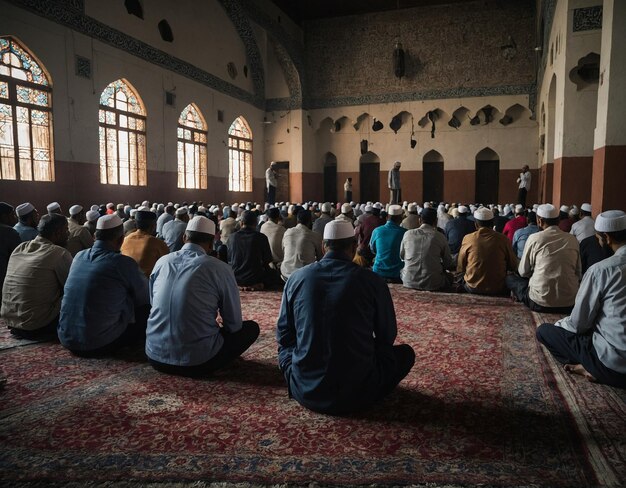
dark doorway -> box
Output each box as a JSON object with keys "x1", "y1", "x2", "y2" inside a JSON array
[
  {"x1": 360, "y1": 163, "x2": 380, "y2": 202},
  {"x1": 273, "y1": 161, "x2": 290, "y2": 202},
  {"x1": 323, "y1": 153, "x2": 337, "y2": 202},
  {"x1": 475, "y1": 160, "x2": 500, "y2": 204},
  {"x1": 423, "y1": 161, "x2": 444, "y2": 202}
]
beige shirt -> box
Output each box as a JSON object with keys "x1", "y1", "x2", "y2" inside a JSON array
[
  {"x1": 219, "y1": 217, "x2": 237, "y2": 244},
  {"x1": 335, "y1": 214, "x2": 355, "y2": 227},
  {"x1": 401, "y1": 214, "x2": 420, "y2": 230},
  {"x1": 519, "y1": 226, "x2": 581, "y2": 307},
  {"x1": 66, "y1": 218, "x2": 94, "y2": 257},
  {"x1": 1, "y1": 236, "x2": 73, "y2": 330},
  {"x1": 260, "y1": 220, "x2": 286, "y2": 264},
  {"x1": 280, "y1": 224, "x2": 323, "y2": 279}
]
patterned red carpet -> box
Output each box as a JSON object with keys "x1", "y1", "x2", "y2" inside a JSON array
[{"x1": 0, "y1": 285, "x2": 624, "y2": 487}]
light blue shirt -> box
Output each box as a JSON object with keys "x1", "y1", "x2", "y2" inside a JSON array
[
  {"x1": 512, "y1": 224, "x2": 540, "y2": 258},
  {"x1": 370, "y1": 220, "x2": 407, "y2": 279},
  {"x1": 156, "y1": 212, "x2": 174, "y2": 238},
  {"x1": 58, "y1": 240, "x2": 149, "y2": 351},
  {"x1": 555, "y1": 245, "x2": 626, "y2": 373},
  {"x1": 161, "y1": 218, "x2": 187, "y2": 252},
  {"x1": 146, "y1": 243, "x2": 242, "y2": 366},
  {"x1": 14, "y1": 222, "x2": 38, "y2": 242}
]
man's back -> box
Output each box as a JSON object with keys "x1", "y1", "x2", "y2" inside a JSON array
[
  {"x1": 66, "y1": 218, "x2": 93, "y2": 257},
  {"x1": 444, "y1": 217, "x2": 475, "y2": 254},
  {"x1": 520, "y1": 226, "x2": 580, "y2": 307},
  {"x1": 280, "y1": 224, "x2": 322, "y2": 279},
  {"x1": 162, "y1": 219, "x2": 187, "y2": 252},
  {"x1": 228, "y1": 227, "x2": 272, "y2": 286},
  {"x1": 571, "y1": 216, "x2": 595, "y2": 242},
  {"x1": 121, "y1": 230, "x2": 169, "y2": 277},
  {"x1": 312, "y1": 214, "x2": 332, "y2": 235},
  {"x1": 277, "y1": 253, "x2": 397, "y2": 414},
  {"x1": 260, "y1": 220, "x2": 285, "y2": 264},
  {"x1": 400, "y1": 225, "x2": 453, "y2": 291},
  {"x1": 370, "y1": 221, "x2": 406, "y2": 278},
  {"x1": 512, "y1": 224, "x2": 540, "y2": 258},
  {"x1": 156, "y1": 212, "x2": 173, "y2": 237}
]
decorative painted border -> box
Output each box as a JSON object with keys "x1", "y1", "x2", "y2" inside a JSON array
[
  {"x1": 6, "y1": 0, "x2": 264, "y2": 108},
  {"x1": 304, "y1": 84, "x2": 535, "y2": 110},
  {"x1": 573, "y1": 6, "x2": 602, "y2": 32},
  {"x1": 270, "y1": 37, "x2": 301, "y2": 103}
]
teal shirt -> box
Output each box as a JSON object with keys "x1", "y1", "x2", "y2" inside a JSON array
[{"x1": 370, "y1": 220, "x2": 407, "y2": 279}]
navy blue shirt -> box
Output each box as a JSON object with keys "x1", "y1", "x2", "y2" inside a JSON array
[
  {"x1": 58, "y1": 240, "x2": 149, "y2": 351},
  {"x1": 276, "y1": 251, "x2": 397, "y2": 414},
  {"x1": 227, "y1": 227, "x2": 272, "y2": 286},
  {"x1": 445, "y1": 216, "x2": 476, "y2": 254}
]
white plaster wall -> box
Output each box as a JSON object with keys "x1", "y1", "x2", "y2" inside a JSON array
[
  {"x1": 1, "y1": 2, "x2": 265, "y2": 178},
  {"x1": 252, "y1": 25, "x2": 291, "y2": 100},
  {"x1": 85, "y1": 0, "x2": 254, "y2": 94}
]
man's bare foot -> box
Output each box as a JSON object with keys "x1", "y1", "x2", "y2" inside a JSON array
[{"x1": 564, "y1": 363, "x2": 597, "y2": 382}]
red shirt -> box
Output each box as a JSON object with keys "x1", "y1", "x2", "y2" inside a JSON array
[{"x1": 503, "y1": 215, "x2": 527, "y2": 242}]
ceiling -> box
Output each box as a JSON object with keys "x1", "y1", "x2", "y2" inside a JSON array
[{"x1": 270, "y1": 0, "x2": 481, "y2": 25}]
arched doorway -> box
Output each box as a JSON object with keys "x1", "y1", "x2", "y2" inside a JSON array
[
  {"x1": 423, "y1": 150, "x2": 444, "y2": 202},
  {"x1": 475, "y1": 148, "x2": 500, "y2": 204},
  {"x1": 360, "y1": 151, "x2": 380, "y2": 202},
  {"x1": 543, "y1": 74, "x2": 557, "y2": 202},
  {"x1": 323, "y1": 152, "x2": 337, "y2": 202}
]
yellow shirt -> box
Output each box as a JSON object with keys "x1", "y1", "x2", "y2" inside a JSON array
[{"x1": 121, "y1": 230, "x2": 169, "y2": 277}]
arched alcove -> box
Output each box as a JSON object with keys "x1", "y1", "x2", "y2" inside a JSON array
[
  {"x1": 475, "y1": 147, "x2": 500, "y2": 204},
  {"x1": 569, "y1": 52, "x2": 600, "y2": 90},
  {"x1": 499, "y1": 103, "x2": 531, "y2": 126},
  {"x1": 323, "y1": 152, "x2": 338, "y2": 202},
  {"x1": 449, "y1": 106, "x2": 470, "y2": 129},
  {"x1": 359, "y1": 151, "x2": 380, "y2": 202},
  {"x1": 423, "y1": 150, "x2": 444, "y2": 202}
]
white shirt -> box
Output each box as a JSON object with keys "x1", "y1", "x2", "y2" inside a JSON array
[
  {"x1": 280, "y1": 224, "x2": 323, "y2": 279},
  {"x1": 518, "y1": 170, "x2": 531, "y2": 190},
  {"x1": 570, "y1": 216, "x2": 595, "y2": 243},
  {"x1": 260, "y1": 220, "x2": 286, "y2": 264},
  {"x1": 265, "y1": 166, "x2": 277, "y2": 189},
  {"x1": 555, "y1": 245, "x2": 626, "y2": 373}
]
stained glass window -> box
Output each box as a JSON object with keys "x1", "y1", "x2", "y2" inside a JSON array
[
  {"x1": 177, "y1": 103, "x2": 207, "y2": 189},
  {"x1": 98, "y1": 79, "x2": 147, "y2": 186},
  {"x1": 228, "y1": 116, "x2": 252, "y2": 192},
  {"x1": 0, "y1": 36, "x2": 54, "y2": 182}
]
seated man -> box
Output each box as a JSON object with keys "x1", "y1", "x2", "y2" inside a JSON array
[
  {"x1": 1, "y1": 202, "x2": 21, "y2": 289},
  {"x1": 66, "y1": 205, "x2": 94, "y2": 257},
  {"x1": 58, "y1": 214, "x2": 150, "y2": 357},
  {"x1": 228, "y1": 210, "x2": 279, "y2": 290},
  {"x1": 121, "y1": 207, "x2": 169, "y2": 277},
  {"x1": 14, "y1": 202, "x2": 39, "y2": 242},
  {"x1": 260, "y1": 207, "x2": 285, "y2": 268},
  {"x1": 312, "y1": 202, "x2": 333, "y2": 236},
  {"x1": 400, "y1": 207, "x2": 454, "y2": 291},
  {"x1": 146, "y1": 216, "x2": 259, "y2": 377},
  {"x1": 280, "y1": 210, "x2": 323, "y2": 281},
  {"x1": 536, "y1": 210, "x2": 626, "y2": 388},
  {"x1": 370, "y1": 205, "x2": 407, "y2": 282},
  {"x1": 401, "y1": 203, "x2": 419, "y2": 230},
  {"x1": 512, "y1": 211, "x2": 540, "y2": 258},
  {"x1": 457, "y1": 207, "x2": 518, "y2": 295},
  {"x1": 1, "y1": 214, "x2": 72, "y2": 340},
  {"x1": 277, "y1": 220, "x2": 415, "y2": 415},
  {"x1": 162, "y1": 207, "x2": 189, "y2": 252},
  {"x1": 502, "y1": 204, "x2": 527, "y2": 242},
  {"x1": 506, "y1": 204, "x2": 580, "y2": 313},
  {"x1": 444, "y1": 205, "x2": 475, "y2": 263}
]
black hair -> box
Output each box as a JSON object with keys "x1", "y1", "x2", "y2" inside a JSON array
[
  {"x1": 185, "y1": 230, "x2": 214, "y2": 245},
  {"x1": 475, "y1": 219, "x2": 494, "y2": 228},
  {"x1": 136, "y1": 219, "x2": 155, "y2": 232},
  {"x1": 606, "y1": 229, "x2": 626, "y2": 243},
  {"x1": 241, "y1": 210, "x2": 257, "y2": 227},
  {"x1": 297, "y1": 210, "x2": 312, "y2": 226},
  {"x1": 37, "y1": 213, "x2": 67, "y2": 239},
  {"x1": 19, "y1": 209, "x2": 36, "y2": 223},
  {"x1": 95, "y1": 225, "x2": 124, "y2": 241},
  {"x1": 542, "y1": 217, "x2": 560, "y2": 226},
  {"x1": 527, "y1": 211, "x2": 537, "y2": 225},
  {"x1": 420, "y1": 208, "x2": 437, "y2": 226},
  {"x1": 324, "y1": 236, "x2": 355, "y2": 253},
  {"x1": 267, "y1": 207, "x2": 280, "y2": 220}
]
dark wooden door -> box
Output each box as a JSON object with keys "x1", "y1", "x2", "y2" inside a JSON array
[
  {"x1": 423, "y1": 161, "x2": 444, "y2": 202},
  {"x1": 324, "y1": 164, "x2": 337, "y2": 202},
  {"x1": 360, "y1": 162, "x2": 380, "y2": 202},
  {"x1": 475, "y1": 160, "x2": 499, "y2": 204},
  {"x1": 274, "y1": 161, "x2": 290, "y2": 202}
]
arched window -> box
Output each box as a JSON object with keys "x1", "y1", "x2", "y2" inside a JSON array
[
  {"x1": 228, "y1": 116, "x2": 252, "y2": 192},
  {"x1": 0, "y1": 36, "x2": 54, "y2": 181},
  {"x1": 99, "y1": 79, "x2": 146, "y2": 185},
  {"x1": 177, "y1": 104, "x2": 207, "y2": 189}
]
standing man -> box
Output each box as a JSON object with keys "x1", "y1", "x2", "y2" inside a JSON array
[
  {"x1": 277, "y1": 220, "x2": 415, "y2": 415},
  {"x1": 266, "y1": 161, "x2": 278, "y2": 205},
  {"x1": 388, "y1": 161, "x2": 402, "y2": 205},
  {"x1": 516, "y1": 165, "x2": 531, "y2": 207},
  {"x1": 146, "y1": 216, "x2": 259, "y2": 377},
  {"x1": 536, "y1": 210, "x2": 626, "y2": 388},
  {"x1": 344, "y1": 177, "x2": 353, "y2": 203}
]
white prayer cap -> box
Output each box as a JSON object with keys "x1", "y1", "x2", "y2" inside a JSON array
[
  {"x1": 341, "y1": 203, "x2": 352, "y2": 214},
  {"x1": 69, "y1": 205, "x2": 83, "y2": 216},
  {"x1": 537, "y1": 204, "x2": 559, "y2": 219},
  {"x1": 323, "y1": 220, "x2": 355, "y2": 240},
  {"x1": 364, "y1": 204, "x2": 373, "y2": 212},
  {"x1": 85, "y1": 210, "x2": 100, "y2": 222},
  {"x1": 474, "y1": 207, "x2": 494, "y2": 221},
  {"x1": 503, "y1": 205, "x2": 512, "y2": 216},
  {"x1": 90, "y1": 205, "x2": 99, "y2": 211},
  {"x1": 288, "y1": 204, "x2": 295, "y2": 214},
  {"x1": 142, "y1": 200, "x2": 149, "y2": 207},
  {"x1": 321, "y1": 202, "x2": 332, "y2": 213},
  {"x1": 174, "y1": 203, "x2": 180, "y2": 209},
  {"x1": 157, "y1": 203, "x2": 165, "y2": 211},
  {"x1": 137, "y1": 205, "x2": 150, "y2": 212},
  {"x1": 47, "y1": 201, "x2": 61, "y2": 213},
  {"x1": 129, "y1": 209, "x2": 137, "y2": 217},
  {"x1": 167, "y1": 202, "x2": 174, "y2": 207},
  {"x1": 175, "y1": 206, "x2": 188, "y2": 216},
  {"x1": 116, "y1": 203, "x2": 124, "y2": 210},
  {"x1": 106, "y1": 202, "x2": 114, "y2": 209},
  {"x1": 423, "y1": 202, "x2": 431, "y2": 208},
  {"x1": 186, "y1": 215, "x2": 216, "y2": 235},
  {"x1": 581, "y1": 203, "x2": 592, "y2": 213},
  {"x1": 197, "y1": 206, "x2": 208, "y2": 214},
  {"x1": 515, "y1": 204, "x2": 524, "y2": 213},
  {"x1": 595, "y1": 210, "x2": 626, "y2": 233},
  {"x1": 457, "y1": 205, "x2": 469, "y2": 214},
  {"x1": 96, "y1": 213, "x2": 123, "y2": 230},
  {"x1": 374, "y1": 202, "x2": 383, "y2": 210},
  {"x1": 570, "y1": 206, "x2": 579, "y2": 216},
  {"x1": 16, "y1": 202, "x2": 35, "y2": 217},
  {"x1": 388, "y1": 204, "x2": 403, "y2": 216},
  {"x1": 223, "y1": 205, "x2": 231, "y2": 212},
  {"x1": 124, "y1": 205, "x2": 132, "y2": 213},
  {"x1": 560, "y1": 205, "x2": 570, "y2": 213},
  {"x1": 256, "y1": 204, "x2": 263, "y2": 211},
  {"x1": 407, "y1": 203, "x2": 417, "y2": 213}
]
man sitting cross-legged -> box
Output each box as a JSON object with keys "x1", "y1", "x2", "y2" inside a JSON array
[
  {"x1": 536, "y1": 210, "x2": 626, "y2": 389},
  {"x1": 277, "y1": 220, "x2": 415, "y2": 415},
  {"x1": 2, "y1": 214, "x2": 72, "y2": 340},
  {"x1": 146, "y1": 216, "x2": 259, "y2": 377},
  {"x1": 58, "y1": 214, "x2": 150, "y2": 357}
]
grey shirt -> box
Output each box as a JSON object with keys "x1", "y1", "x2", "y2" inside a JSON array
[
  {"x1": 400, "y1": 224, "x2": 453, "y2": 291},
  {"x1": 280, "y1": 224, "x2": 323, "y2": 280}
]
